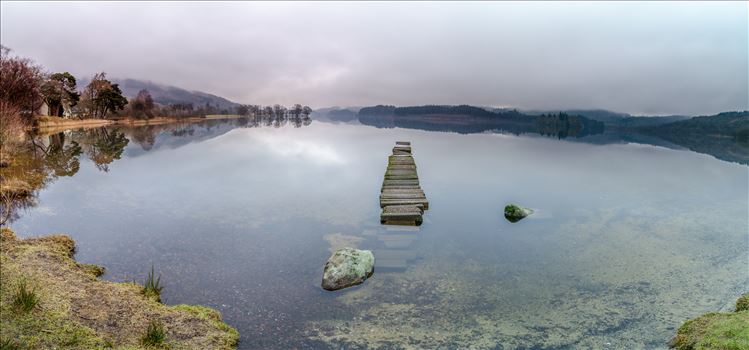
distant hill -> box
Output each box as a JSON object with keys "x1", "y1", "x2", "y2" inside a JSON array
[
  {"x1": 524, "y1": 109, "x2": 629, "y2": 124},
  {"x1": 524, "y1": 109, "x2": 688, "y2": 127},
  {"x1": 312, "y1": 107, "x2": 360, "y2": 123},
  {"x1": 81, "y1": 78, "x2": 240, "y2": 110},
  {"x1": 643, "y1": 111, "x2": 749, "y2": 136},
  {"x1": 357, "y1": 104, "x2": 605, "y2": 138},
  {"x1": 637, "y1": 111, "x2": 749, "y2": 164}
]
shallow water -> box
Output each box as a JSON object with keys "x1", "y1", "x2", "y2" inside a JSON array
[{"x1": 8, "y1": 119, "x2": 748, "y2": 349}]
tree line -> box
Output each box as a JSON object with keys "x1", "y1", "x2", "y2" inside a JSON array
[{"x1": 0, "y1": 45, "x2": 312, "y2": 128}]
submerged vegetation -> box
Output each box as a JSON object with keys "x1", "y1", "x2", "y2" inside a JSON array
[{"x1": 0, "y1": 228, "x2": 238, "y2": 349}]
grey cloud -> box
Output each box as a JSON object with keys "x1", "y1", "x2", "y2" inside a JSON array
[{"x1": 1, "y1": 1, "x2": 746, "y2": 115}]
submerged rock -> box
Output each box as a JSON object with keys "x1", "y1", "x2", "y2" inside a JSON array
[
  {"x1": 321, "y1": 248, "x2": 375, "y2": 291},
  {"x1": 504, "y1": 204, "x2": 533, "y2": 223}
]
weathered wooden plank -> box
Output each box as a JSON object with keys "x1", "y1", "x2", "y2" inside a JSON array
[
  {"x1": 380, "y1": 198, "x2": 429, "y2": 209},
  {"x1": 384, "y1": 174, "x2": 419, "y2": 180},
  {"x1": 381, "y1": 196, "x2": 427, "y2": 203},
  {"x1": 380, "y1": 214, "x2": 422, "y2": 225},
  {"x1": 380, "y1": 191, "x2": 426, "y2": 197},
  {"x1": 381, "y1": 141, "x2": 428, "y2": 225},
  {"x1": 393, "y1": 146, "x2": 412, "y2": 155},
  {"x1": 385, "y1": 170, "x2": 418, "y2": 177},
  {"x1": 382, "y1": 184, "x2": 421, "y2": 189},
  {"x1": 383, "y1": 179, "x2": 420, "y2": 185},
  {"x1": 381, "y1": 189, "x2": 425, "y2": 195},
  {"x1": 388, "y1": 155, "x2": 415, "y2": 163},
  {"x1": 388, "y1": 157, "x2": 415, "y2": 162},
  {"x1": 381, "y1": 204, "x2": 424, "y2": 214},
  {"x1": 387, "y1": 164, "x2": 417, "y2": 170}
]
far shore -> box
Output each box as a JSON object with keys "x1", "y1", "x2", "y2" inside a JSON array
[{"x1": 34, "y1": 114, "x2": 244, "y2": 134}]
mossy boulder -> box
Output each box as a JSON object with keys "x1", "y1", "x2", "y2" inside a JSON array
[
  {"x1": 669, "y1": 295, "x2": 749, "y2": 349},
  {"x1": 321, "y1": 248, "x2": 375, "y2": 291},
  {"x1": 504, "y1": 204, "x2": 533, "y2": 223}
]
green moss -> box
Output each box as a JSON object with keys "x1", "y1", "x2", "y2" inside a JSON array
[
  {"x1": 504, "y1": 204, "x2": 521, "y2": 214},
  {"x1": 736, "y1": 294, "x2": 749, "y2": 312},
  {"x1": 671, "y1": 311, "x2": 749, "y2": 349},
  {"x1": 504, "y1": 204, "x2": 533, "y2": 223}
]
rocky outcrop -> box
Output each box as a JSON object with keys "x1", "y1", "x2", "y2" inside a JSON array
[{"x1": 321, "y1": 248, "x2": 375, "y2": 291}]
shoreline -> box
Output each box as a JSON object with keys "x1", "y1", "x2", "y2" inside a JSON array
[
  {"x1": 0, "y1": 228, "x2": 239, "y2": 349},
  {"x1": 33, "y1": 115, "x2": 242, "y2": 134}
]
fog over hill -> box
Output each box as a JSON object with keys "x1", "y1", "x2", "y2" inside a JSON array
[
  {"x1": 79, "y1": 78, "x2": 240, "y2": 110},
  {"x1": 115, "y1": 79, "x2": 239, "y2": 109}
]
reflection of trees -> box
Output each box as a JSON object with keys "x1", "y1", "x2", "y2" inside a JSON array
[
  {"x1": 239, "y1": 114, "x2": 310, "y2": 129},
  {"x1": 1, "y1": 131, "x2": 82, "y2": 224},
  {"x1": 44, "y1": 133, "x2": 83, "y2": 177},
  {"x1": 79, "y1": 128, "x2": 129, "y2": 172},
  {"x1": 127, "y1": 126, "x2": 157, "y2": 151},
  {"x1": 1, "y1": 116, "x2": 311, "y2": 223}
]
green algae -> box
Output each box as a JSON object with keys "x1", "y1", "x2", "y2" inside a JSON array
[{"x1": 305, "y1": 200, "x2": 748, "y2": 349}]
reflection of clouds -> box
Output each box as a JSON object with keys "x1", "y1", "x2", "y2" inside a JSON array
[
  {"x1": 254, "y1": 132, "x2": 346, "y2": 166},
  {"x1": 214, "y1": 127, "x2": 348, "y2": 166},
  {"x1": 34, "y1": 206, "x2": 56, "y2": 216}
]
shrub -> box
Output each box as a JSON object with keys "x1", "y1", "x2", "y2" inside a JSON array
[
  {"x1": 141, "y1": 320, "x2": 166, "y2": 347},
  {"x1": 142, "y1": 265, "x2": 163, "y2": 301},
  {"x1": 12, "y1": 278, "x2": 38, "y2": 313}
]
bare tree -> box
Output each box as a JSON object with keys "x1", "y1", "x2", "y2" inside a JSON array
[{"x1": 0, "y1": 46, "x2": 44, "y2": 122}]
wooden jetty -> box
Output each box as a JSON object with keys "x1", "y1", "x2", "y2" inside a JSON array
[{"x1": 380, "y1": 141, "x2": 429, "y2": 225}]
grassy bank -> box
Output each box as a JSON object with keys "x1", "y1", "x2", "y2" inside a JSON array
[
  {"x1": 0, "y1": 228, "x2": 238, "y2": 349},
  {"x1": 33, "y1": 115, "x2": 240, "y2": 134},
  {"x1": 670, "y1": 294, "x2": 749, "y2": 350}
]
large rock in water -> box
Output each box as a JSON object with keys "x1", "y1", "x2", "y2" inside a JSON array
[
  {"x1": 321, "y1": 248, "x2": 375, "y2": 291},
  {"x1": 504, "y1": 204, "x2": 533, "y2": 223}
]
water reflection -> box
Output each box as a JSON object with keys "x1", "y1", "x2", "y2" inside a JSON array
[
  {"x1": 4, "y1": 119, "x2": 747, "y2": 349},
  {"x1": 0, "y1": 115, "x2": 311, "y2": 225}
]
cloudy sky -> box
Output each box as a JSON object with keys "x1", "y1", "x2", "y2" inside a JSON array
[{"x1": 1, "y1": 1, "x2": 746, "y2": 115}]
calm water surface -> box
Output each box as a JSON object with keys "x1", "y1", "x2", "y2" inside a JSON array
[{"x1": 9, "y1": 120, "x2": 748, "y2": 349}]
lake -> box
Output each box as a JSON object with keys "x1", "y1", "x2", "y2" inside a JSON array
[{"x1": 7, "y1": 118, "x2": 748, "y2": 349}]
